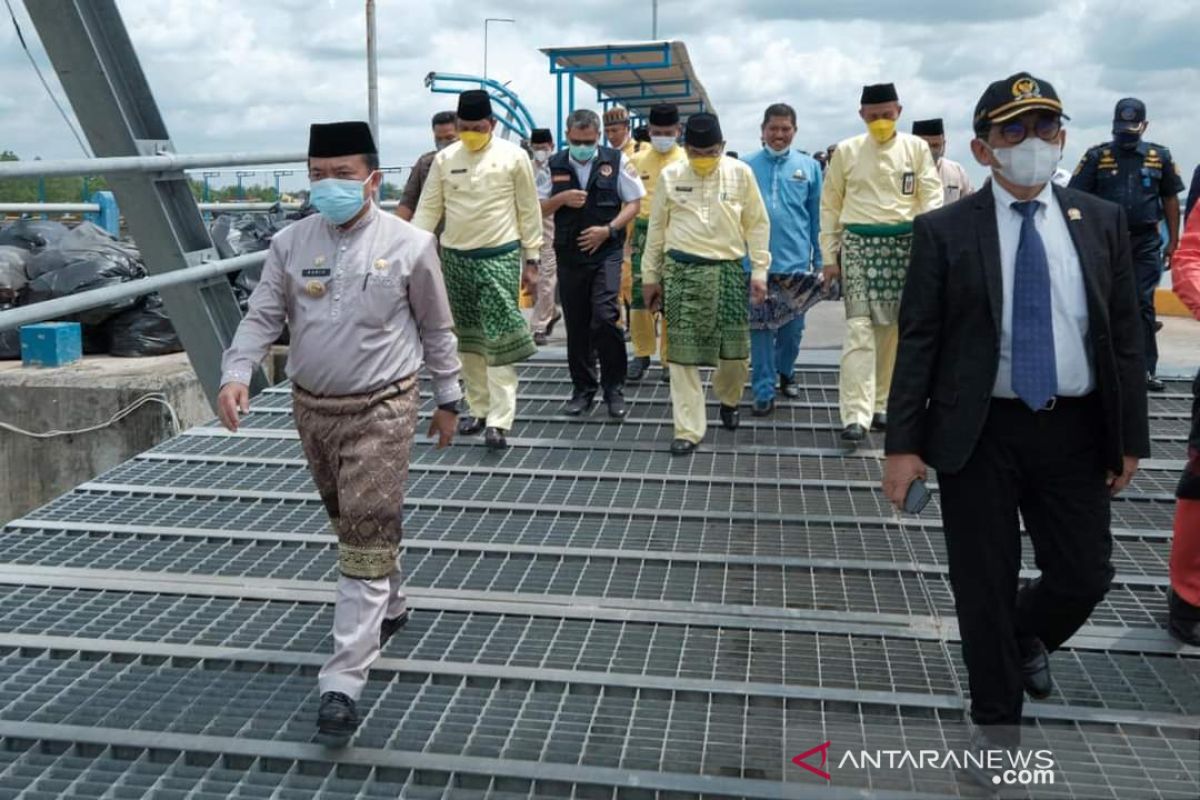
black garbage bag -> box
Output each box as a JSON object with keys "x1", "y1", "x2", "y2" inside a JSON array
[
  {"x1": 0, "y1": 219, "x2": 69, "y2": 252},
  {"x1": 0, "y1": 303, "x2": 20, "y2": 359},
  {"x1": 0, "y1": 246, "x2": 29, "y2": 303},
  {"x1": 23, "y1": 223, "x2": 147, "y2": 326},
  {"x1": 106, "y1": 293, "x2": 182, "y2": 357}
]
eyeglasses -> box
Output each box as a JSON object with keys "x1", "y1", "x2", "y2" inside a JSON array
[{"x1": 997, "y1": 116, "x2": 1062, "y2": 145}]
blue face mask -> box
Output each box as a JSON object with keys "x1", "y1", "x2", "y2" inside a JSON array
[
  {"x1": 569, "y1": 143, "x2": 597, "y2": 162},
  {"x1": 310, "y1": 174, "x2": 373, "y2": 225}
]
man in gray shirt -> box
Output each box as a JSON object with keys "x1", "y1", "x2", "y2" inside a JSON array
[{"x1": 218, "y1": 121, "x2": 461, "y2": 747}]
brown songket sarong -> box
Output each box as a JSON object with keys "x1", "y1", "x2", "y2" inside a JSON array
[{"x1": 292, "y1": 373, "x2": 419, "y2": 579}]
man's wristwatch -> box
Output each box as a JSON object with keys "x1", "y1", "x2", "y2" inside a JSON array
[
  {"x1": 437, "y1": 401, "x2": 460, "y2": 414},
  {"x1": 607, "y1": 223, "x2": 617, "y2": 239}
]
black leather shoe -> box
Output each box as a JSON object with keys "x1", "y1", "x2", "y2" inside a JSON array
[
  {"x1": 670, "y1": 438, "x2": 697, "y2": 456},
  {"x1": 565, "y1": 393, "x2": 594, "y2": 416},
  {"x1": 719, "y1": 404, "x2": 740, "y2": 431},
  {"x1": 870, "y1": 412, "x2": 888, "y2": 432},
  {"x1": 457, "y1": 415, "x2": 485, "y2": 436},
  {"x1": 841, "y1": 424, "x2": 867, "y2": 442},
  {"x1": 316, "y1": 691, "x2": 359, "y2": 747},
  {"x1": 379, "y1": 609, "x2": 410, "y2": 647},
  {"x1": 752, "y1": 397, "x2": 775, "y2": 417},
  {"x1": 1147, "y1": 374, "x2": 1166, "y2": 392},
  {"x1": 604, "y1": 390, "x2": 627, "y2": 419},
  {"x1": 1155, "y1": 320, "x2": 1164, "y2": 333},
  {"x1": 660, "y1": 366, "x2": 671, "y2": 383},
  {"x1": 1168, "y1": 590, "x2": 1200, "y2": 646},
  {"x1": 778, "y1": 374, "x2": 800, "y2": 399},
  {"x1": 484, "y1": 427, "x2": 508, "y2": 450},
  {"x1": 545, "y1": 311, "x2": 562, "y2": 338},
  {"x1": 626, "y1": 356, "x2": 650, "y2": 382},
  {"x1": 532, "y1": 332, "x2": 548, "y2": 347},
  {"x1": 1019, "y1": 637, "x2": 1053, "y2": 699}
]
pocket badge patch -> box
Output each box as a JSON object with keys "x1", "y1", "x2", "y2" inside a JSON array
[{"x1": 305, "y1": 279, "x2": 326, "y2": 298}]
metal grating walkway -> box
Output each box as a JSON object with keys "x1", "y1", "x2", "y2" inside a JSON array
[{"x1": 0, "y1": 358, "x2": 1196, "y2": 799}]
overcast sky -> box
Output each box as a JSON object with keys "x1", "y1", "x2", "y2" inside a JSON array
[{"x1": 1, "y1": 0, "x2": 1197, "y2": 193}]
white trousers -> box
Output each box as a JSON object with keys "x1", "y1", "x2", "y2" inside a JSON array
[{"x1": 318, "y1": 563, "x2": 408, "y2": 700}]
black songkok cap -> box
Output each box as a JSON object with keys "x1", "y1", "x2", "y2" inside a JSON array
[
  {"x1": 530, "y1": 128, "x2": 553, "y2": 145},
  {"x1": 457, "y1": 90, "x2": 493, "y2": 121},
  {"x1": 860, "y1": 83, "x2": 899, "y2": 105},
  {"x1": 911, "y1": 118, "x2": 944, "y2": 136},
  {"x1": 684, "y1": 113, "x2": 723, "y2": 148},
  {"x1": 648, "y1": 103, "x2": 679, "y2": 126},
  {"x1": 308, "y1": 121, "x2": 377, "y2": 158}
]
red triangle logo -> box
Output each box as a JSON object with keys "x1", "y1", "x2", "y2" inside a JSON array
[{"x1": 792, "y1": 741, "x2": 832, "y2": 781}]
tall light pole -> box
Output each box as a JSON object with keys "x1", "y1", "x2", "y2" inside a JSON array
[
  {"x1": 652, "y1": 0, "x2": 658, "y2": 38},
  {"x1": 483, "y1": 17, "x2": 515, "y2": 80},
  {"x1": 366, "y1": 0, "x2": 379, "y2": 147},
  {"x1": 273, "y1": 169, "x2": 294, "y2": 200}
]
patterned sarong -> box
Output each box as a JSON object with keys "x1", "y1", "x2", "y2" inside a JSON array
[
  {"x1": 292, "y1": 375, "x2": 419, "y2": 579},
  {"x1": 841, "y1": 223, "x2": 914, "y2": 326},
  {"x1": 748, "y1": 272, "x2": 823, "y2": 331},
  {"x1": 629, "y1": 217, "x2": 651, "y2": 309},
  {"x1": 441, "y1": 242, "x2": 536, "y2": 366},
  {"x1": 662, "y1": 251, "x2": 749, "y2": 366}
]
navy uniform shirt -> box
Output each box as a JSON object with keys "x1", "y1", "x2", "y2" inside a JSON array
[{"x1": 1069, "y1": 140, "x2": 1185, "y2": 230}]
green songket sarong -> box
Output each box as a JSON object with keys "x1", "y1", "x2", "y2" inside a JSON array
[
  {"x1": 441, "y1": 241, "x2": 536, "y2": 366},
  {"x1": 841, "y1": 222, "x2": 914, "y2": 326},
  {"x1": 629, "y1": 217, "x2": 650, "y2": 310},
  {"x1": 662, "y1": 250, "x2": 750, "y2": 366}
]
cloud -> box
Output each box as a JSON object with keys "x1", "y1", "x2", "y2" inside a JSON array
[{"x1": 0, "y1": 0, "x2": 1196, "y2": 195}]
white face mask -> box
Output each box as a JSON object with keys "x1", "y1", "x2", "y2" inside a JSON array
[
  {"x1": 989, "y1": 138, "x2": 1061, "y2": 188},
  {"x1": 533, "y1": 149, "x2": 550, "y2": 163},
  {"x1": 651, "y1": 136, "x2": 676, "y2": 154},
  {"x1": 765, "y1": 144, "x2": 790, "y2": 157}
]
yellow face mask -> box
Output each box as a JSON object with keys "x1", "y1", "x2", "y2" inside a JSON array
[
  {"x1": 867, "y1": 119, "x2": 896, "y2": 143},
  {"x1": 689, "y1": 155, "x2": 720, "y2": 176},
  {"x1": 459, "y1": 130, "x2": 491, "y2": 152}
]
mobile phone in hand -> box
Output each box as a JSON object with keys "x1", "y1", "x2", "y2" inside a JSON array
[{"x1": 903, "y1": 478, "x2": 931, "y2": 515}]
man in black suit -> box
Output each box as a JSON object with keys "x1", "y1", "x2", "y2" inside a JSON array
[{"x1": 882, "y1": 72, "x2": 1149, "y2": 785}]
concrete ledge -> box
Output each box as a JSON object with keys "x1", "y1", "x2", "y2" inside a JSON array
[{"x1": 0, "y1": 353, "x2": 213, "y2": 523}]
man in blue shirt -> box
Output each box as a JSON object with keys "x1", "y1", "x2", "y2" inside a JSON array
[{"x1": 744, "y1": 103, "x2": 823, "y2": 415}]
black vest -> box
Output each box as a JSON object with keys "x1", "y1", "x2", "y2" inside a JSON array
[{"x1": 549, "y1": 146, "x2": 625, "y2": 261}]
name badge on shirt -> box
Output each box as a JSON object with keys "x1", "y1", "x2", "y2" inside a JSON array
[
  {"x1": 902, "y1": 172, "x2": 915, "y2": 195},
  {"x1": 302, "y1": 268, "x2": 332, "y2": 277},
  {"x1": 551, "y1": 174, "x2": 571, "y2": 183}
]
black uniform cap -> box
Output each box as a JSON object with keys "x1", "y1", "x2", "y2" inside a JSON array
[
  {"x1": 973, "y1": 72, "x2": 1068, "y2": 133},
  {"x1": 530, "y1": 128, "x2": 553, "y2": 145},
  {"x1": 308, "y1": 121, "x2": 377, "y2": 158},
  {"x1": 1113, "y1": 98, "x2": 1146, "y2": 132}
]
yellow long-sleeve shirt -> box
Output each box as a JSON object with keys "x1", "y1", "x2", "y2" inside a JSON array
[
  {"x1": 631, "y1": 144, "x2": 688, "y2": 221},
  {"x1": 641, "y1": 156, "x2": 771, "y2": 284},
  {"x1": 819, "y1": 132, "x2": 942, "y2": 265},
  {"x1": 412, "y1": 136, "x2": 543, "y2": 260}
]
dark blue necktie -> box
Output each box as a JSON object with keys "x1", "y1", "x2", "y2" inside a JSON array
[{"x1": 1010, "y1": 200, "x2": 1057, "y2": 411}]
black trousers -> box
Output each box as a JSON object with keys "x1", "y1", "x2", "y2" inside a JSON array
[
  {"x1": 937, "y1": 395, "x2": 1113, "y2": 740},
  {"x1": 557, "y1": 248, "x2": 627, "y2": 397},
  {"x1": 1131, "y1": 230, "x2": 1163, "y2": 376}
]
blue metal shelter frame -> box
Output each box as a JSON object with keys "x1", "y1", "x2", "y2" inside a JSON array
[
  {"x1": 424, "y1": 72, "x2": 538, "y2": 140},
  {"x1": 541, "y1": 41, "x2": 715, "y2": 146}
]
